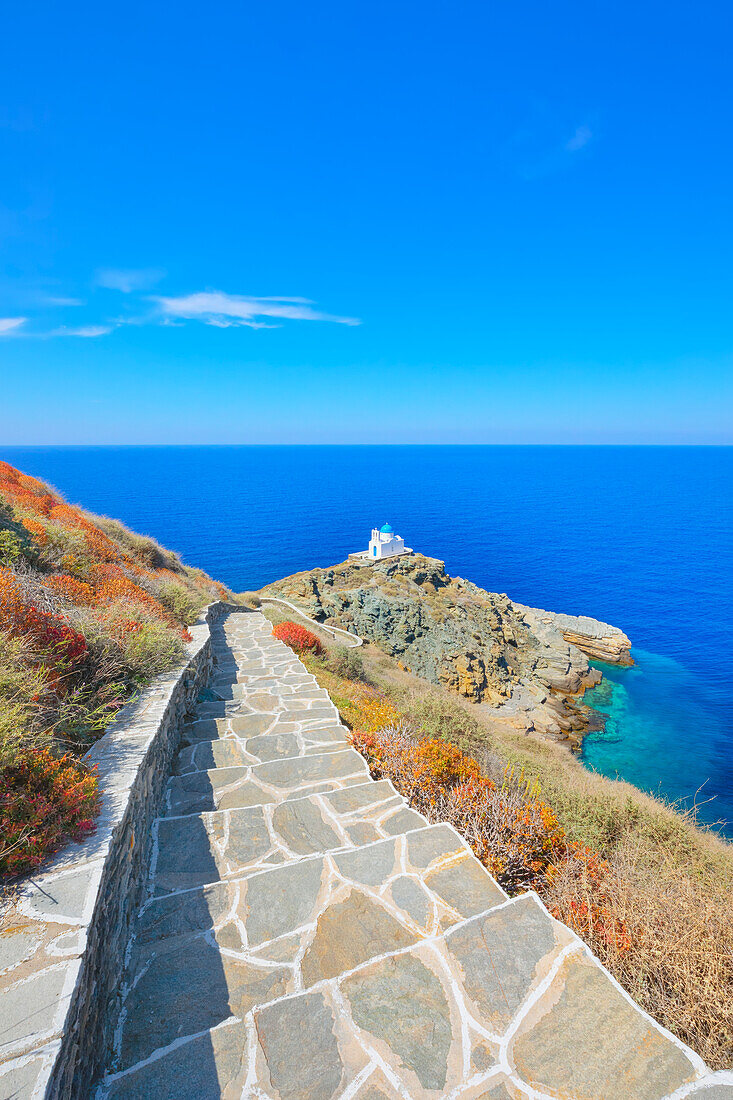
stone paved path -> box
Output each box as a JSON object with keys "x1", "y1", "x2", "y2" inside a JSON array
[{"x1": 94, "y1": 612, "x2": 711, "y2": 1100}]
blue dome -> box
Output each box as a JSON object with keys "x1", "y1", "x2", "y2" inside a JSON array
[{"x1": 380, "y1": 523, "x2": 393, "y2": 533}]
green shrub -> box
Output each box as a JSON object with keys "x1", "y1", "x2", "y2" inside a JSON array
[
  {"x1": 155, "y1": 581, "x2": 205, "y2": 626},
  {"x1": 0, "y1": 631, "x2": 49, "y2": 767},
  {"x1": 52, "y1": 681, "x2": 128, "y2": 752},
  {"x1": 0, "y1": 502, "x2": 37, "y2": 566},
  {"x1": 122, "y1": 622, "x2": 185, "y2": 681},
  {"x1": 394, "y1": 686, "x2": 483, "y2": 753},
  {"x1": 329, "y1": 646, "x2": 368, "y2": 682},
  {"x1": 35, "y1": 523, "x2": 90, "y2": 572},
  {"x1": 0, "y1": 529, "x2": 24, "y2": 566}
]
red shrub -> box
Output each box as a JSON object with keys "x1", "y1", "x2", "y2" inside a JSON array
[
  {"x1": 0, "y1": 749, "x2": 99, "y2": 879},
  {"x1": 0, "y1": 569, "x2": 87, "y2": 672},
  {"x1": 273, "y1": 620, "x2": 323, "y2": 655}
]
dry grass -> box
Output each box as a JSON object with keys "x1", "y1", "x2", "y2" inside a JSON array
[
  {"x1": 547, "y1": 841, "x2": 733, "y2": 1068},
  {"x1": 300, "y1": 639, "x2": 733, "y2": 1070}
]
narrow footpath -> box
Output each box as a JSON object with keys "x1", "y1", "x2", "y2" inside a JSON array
[{"x1": 94, "y1": 611, "x2": 708, "y2": 1099}]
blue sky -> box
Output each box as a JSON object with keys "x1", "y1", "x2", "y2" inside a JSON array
[{"x1": 1, "y1": 1, "x2": 731, "y2": 443}]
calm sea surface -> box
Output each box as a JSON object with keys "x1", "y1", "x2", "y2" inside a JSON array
[{"x1": 3, "y1": 445, "x2": 731, "y2": 838}]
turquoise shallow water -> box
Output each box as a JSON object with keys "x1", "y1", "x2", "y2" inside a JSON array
[
  {"x1": 582, "y1": 650, "x2": 727, "y2": 825},
  {"x1": 1, "y1": 445, "x2": 731, "y2": 838}
]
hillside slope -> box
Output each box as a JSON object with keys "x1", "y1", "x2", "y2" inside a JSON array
[{"x1": 0, "y1": 461, "x2": 232, "y2": 878}]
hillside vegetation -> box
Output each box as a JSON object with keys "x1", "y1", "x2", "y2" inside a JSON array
[
  {"x1": 0, "y1": 461, "x2": 232, "y2": 878},
  {"x1": 260, "y1": 603, "x2": 733, "y2": 1070}
]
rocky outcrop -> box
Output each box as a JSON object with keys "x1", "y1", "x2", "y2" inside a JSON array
[
  {"x1": 514, "y1": 604, "x2": 633, "y2": 666},
  {"x1": 259, "y1": 554, "x2": 630, "y2": 748}
]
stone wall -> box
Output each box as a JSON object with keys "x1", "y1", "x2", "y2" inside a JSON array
[{"x1": 0, "y1": 601, "x2": 238, "y2": 1100}]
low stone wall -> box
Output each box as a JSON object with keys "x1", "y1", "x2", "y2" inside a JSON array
[{"x1": 0, "y1": 601, "x2": 238, "y2": 1100}]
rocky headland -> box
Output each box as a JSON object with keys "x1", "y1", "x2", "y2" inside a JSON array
[{"x1": 259, "y1": 553, "x2": 632, "y2": 749}]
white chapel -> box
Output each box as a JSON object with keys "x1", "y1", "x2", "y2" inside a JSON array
[{"x1": 345, "y1": 523, "x2": 412, "y2": 562}]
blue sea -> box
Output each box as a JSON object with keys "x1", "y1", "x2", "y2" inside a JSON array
[{"x1": 3, "y1": 445, "x2": 731, "y2": 839}]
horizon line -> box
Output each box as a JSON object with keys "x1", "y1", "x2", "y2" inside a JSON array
[{"x1": 1, "y1": 442, "x2": 731, "y2": 449}]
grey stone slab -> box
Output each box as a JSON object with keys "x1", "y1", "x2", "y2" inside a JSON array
[
  {"x1": 299, "y1": 723, "x2": 350, "y2": 745},
  {"x1": 345, "y1": 822, "x2": 382, "y2": 846},
  {"x1": 0, "y1": 964, "x2": 72, "y2": 1054},
  {"x1": 406, "y1": 824, "x2": 467, "y2": 871},
  {"x1": 324, "y1": 780, "x2": 400, "y2": 814},
  {"x1": 389, "y1": 876, "x2": 432, "y2": 930},
  {"x1": 380, "y1": 806, "x2": 430, "y2": 835},
  {"x1": 151, "y1": 807, "x2": 271, "y2": 895},
  {"x1": 119, "y1": 942, "x2": 288, "y2": 1070},
  {"x1": 174, "y1": 739, "x2": 251, "y2": 773},
  {"x1": 279, "y1": 706, "x2": 340, "y2": 724},
  {"x1": 242, "y1": 857, "x2": 328, "y2": 947},
  {"x1": 165, "y1": 750, "x2": 369, "y2": 815},
  {"x1": 349, "y1": 1070, "x2": 403, "y2": 1099},
  {"x1": 252, "y1": 748, "x2": 368, "y2": 790},
  {"x1": 425, "y1": 855, "x2": 506, "y2": 918},
  {"x1": 301, "y1": 889, "x2": 416, "y2": 987},
  {"x1": 334, "y1": 840, "x2": 400, "y2": 889},
  {"x1": 165, "y1": 767, "x2": 249, "y2": 815},
  {"x1": 510, "y1": 949, "x2": 700, "y2": 1100},
  {"x1": 0, "y1": 1043, "x2": 59, "y2": 1100},
  {"x1": 255, "y1": 989, "x2": 350, "y2": 1100},
  {"x1": 138, "y1": 856, "x2": 328, "y2": 957},
  {"x1": 443, "y1": 894, "x2": 571, "y2": 1032},
  {"x1": 180, "y1": 718, "x2": 230, "y2": 744},
  {"x1": 0, "y1": 931, "x2": 41, "y2": 975},
  {"x1": 271, "y1": 798, "x2": 343, "y2": 855},
  {"x1": 342, "y1": 951, "x2": 454, "y2": 1093},
  {"x1": 103, "y1": 1021, "x2": 250, "y2": 1099},
  {"x1": 20, "y1": 863, "x2": 102, "y2": 925}
]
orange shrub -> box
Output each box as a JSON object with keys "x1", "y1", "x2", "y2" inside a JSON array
[
  {"x1": 352, "y1": 722, "x2": 630, "y2": 951},
  {"x1": 20, "y1": 517, "x2": 48, "y2": 546},
  {"x1": 46, "y1": 574, "x2": 96, "y2": 605},
  {"x1": 348, "y1": 687, "x2": 402, "y2": 732},
  {"x1": 273, "y1": 621, "x2": 323, "y2": 655},
  {"x1": 0, "y1": 749, "x2": 99, "y2": 879}
]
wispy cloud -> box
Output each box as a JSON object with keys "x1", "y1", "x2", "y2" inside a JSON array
[
  {"x1": 153, "y1": 291, "x2": 361, "y2": 328},
  {"x1": 565, "y1": 125, "x2": 593, "y2": 152},
  {"x1": 502, "y1": 104, "x2": 597, "y2": 180},
  {"x1": 1, "y1": 277, "x2": 360, "y2": 341},
  {"x1": 96, "y1": 267, "x2": 166, "y2": 293},
  {"x1": 49, "y1": 324, "x2": 114, "y2": 338}
]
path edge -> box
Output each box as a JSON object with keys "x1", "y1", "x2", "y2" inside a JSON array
[{"x1": 37, "y1": 601, "x2": 240, "y2": 1099}]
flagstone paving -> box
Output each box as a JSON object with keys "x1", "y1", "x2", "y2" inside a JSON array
[{"x1": 93, "y1": 612, "x2": 721, "y2": 1099}]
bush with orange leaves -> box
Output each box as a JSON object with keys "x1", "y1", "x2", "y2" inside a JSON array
[
  {"x1": 0, "y1": 460, "x2": 234, "y2": 879},
  {"x1": 351, "y1": 722, "x2": 630, "y2": 952},
  {"x1": 273, "y1": 621, "x2": 323, "y2": 655}
]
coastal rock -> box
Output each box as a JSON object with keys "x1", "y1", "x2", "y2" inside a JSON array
[
  {"x1": 259, "y1": 554, "x2": 630, "y2": 746},
  {"x1": 514, "y1": 604, "x2": 633, "y2": 667}
]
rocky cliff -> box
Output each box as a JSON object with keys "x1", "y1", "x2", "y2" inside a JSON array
[{"x1": 259, "y1": 553, "x2": 632, "y2": 747}]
